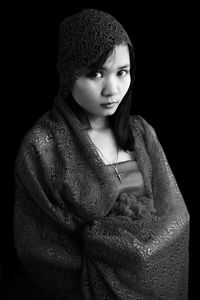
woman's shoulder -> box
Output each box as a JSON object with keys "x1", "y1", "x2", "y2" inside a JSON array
[
  {"x1": 129, "y1": 114, "x2": 154, "y2": 129},
  {"x1": 129, "y1": 115, "x2": 157, "y2": 140},
  {"x1": 14, "y1": 110, "x2": 61, "y2": 176},
  {"x1": 17, "y1": 110, "x2": 57, "y2": 156}
]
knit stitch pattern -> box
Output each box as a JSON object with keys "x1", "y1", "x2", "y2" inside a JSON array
[{"x1": 57, "y1": 9, "x2": 132, "y2": 95}]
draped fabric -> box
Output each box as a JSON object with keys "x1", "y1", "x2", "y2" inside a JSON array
[{"x1": 13, "y1": 93, "x2": 189, "y2": 299}]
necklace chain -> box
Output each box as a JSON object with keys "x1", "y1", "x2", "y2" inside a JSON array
[{"x1": 91, "y1": 141, "x2": 123, "y2": 183}]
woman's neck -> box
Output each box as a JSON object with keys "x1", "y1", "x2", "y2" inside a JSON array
[{"x1": 87, "y1": 115, "x2": 110, "y2": 131}]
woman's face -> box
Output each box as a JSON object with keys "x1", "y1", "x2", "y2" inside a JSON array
[{"x1": 72, "y1": 44, "x2": 131, "y2": 122}]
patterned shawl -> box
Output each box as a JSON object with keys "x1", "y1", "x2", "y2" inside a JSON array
[{"x1": 13, "y1": 93, "x2": 190, "y2": 299}]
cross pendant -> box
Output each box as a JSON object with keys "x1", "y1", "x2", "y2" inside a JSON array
[{"x1": 115, "y1": 169, "x2": 123, "y2": 183}]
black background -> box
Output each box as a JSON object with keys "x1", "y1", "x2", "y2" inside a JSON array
[{"x1": 1, "y1": 1, "x2": 197, "y2": 298}]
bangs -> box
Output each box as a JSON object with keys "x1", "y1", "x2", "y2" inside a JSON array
[
  {"x1": 85, "y1": 48, "x2": 115, "y2": 75},
  {"x1": 78, "y1": 42, "x2": 133, "y2": 78},
  {"x1": 75, "y1": 47, "x2": 116, "y2": 78}
]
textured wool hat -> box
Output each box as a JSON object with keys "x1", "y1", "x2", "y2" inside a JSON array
[{"x1": 57, "y1": 8, "x2": 133, "y2": 95}]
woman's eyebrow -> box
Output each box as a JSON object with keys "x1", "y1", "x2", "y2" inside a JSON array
[{"x1": 100, "y1": 64, "x2": 130, "y2": 70}]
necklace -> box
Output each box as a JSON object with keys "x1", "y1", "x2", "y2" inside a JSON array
[{"x1": 91, "y1": 141, "x2": 123, "y2": 183}]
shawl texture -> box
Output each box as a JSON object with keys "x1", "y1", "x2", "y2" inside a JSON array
[{"x1": 13, "y1": 96, "x2": 190, "y2": 299}]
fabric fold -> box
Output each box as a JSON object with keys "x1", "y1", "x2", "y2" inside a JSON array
[{"x1": 13, "y1": 97, "x2": 189, "y2": 299}]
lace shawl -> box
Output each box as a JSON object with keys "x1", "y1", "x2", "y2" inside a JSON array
[{"x1": 13, "y1": 94, "x2": 190, "y2": 299}]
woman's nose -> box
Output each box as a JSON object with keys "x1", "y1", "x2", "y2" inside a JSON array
[{"x1": 102, "y1": 77, "x2": 118, "y2": 97}]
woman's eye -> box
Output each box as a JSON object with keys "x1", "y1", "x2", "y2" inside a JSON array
[
  {"x1": 88, "y1": 69, "x2": 129, "y2": 79},
  {"x1": 118, "y1": 69, "x2": 129, "y2": 77},
  {"x1": 85, "y1": 70, "x2": 103, "y2": 79},
  {"x1": 94, "y1": 71, "x2": 103, "y2": 78}
]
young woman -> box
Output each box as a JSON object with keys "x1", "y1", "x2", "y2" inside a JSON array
[{"x1": 14, "y1": 8, "x2": 189, "y2": 299}]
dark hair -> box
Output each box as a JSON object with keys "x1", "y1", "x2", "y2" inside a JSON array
[{"x1": 66, "y1": 43, "x2": 136, "y2": 151}]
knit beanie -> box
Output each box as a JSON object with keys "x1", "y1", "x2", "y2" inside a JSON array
[{"x1": 57, "y1": 8, "x2": 133, "y2": 96}]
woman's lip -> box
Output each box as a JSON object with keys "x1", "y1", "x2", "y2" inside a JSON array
[
  {"x1": 101, "y1": 102, "x2": 118, "y2": 105},
  {"x1": 100, "y1": 102, "x2": 118, "y2": 108}
]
